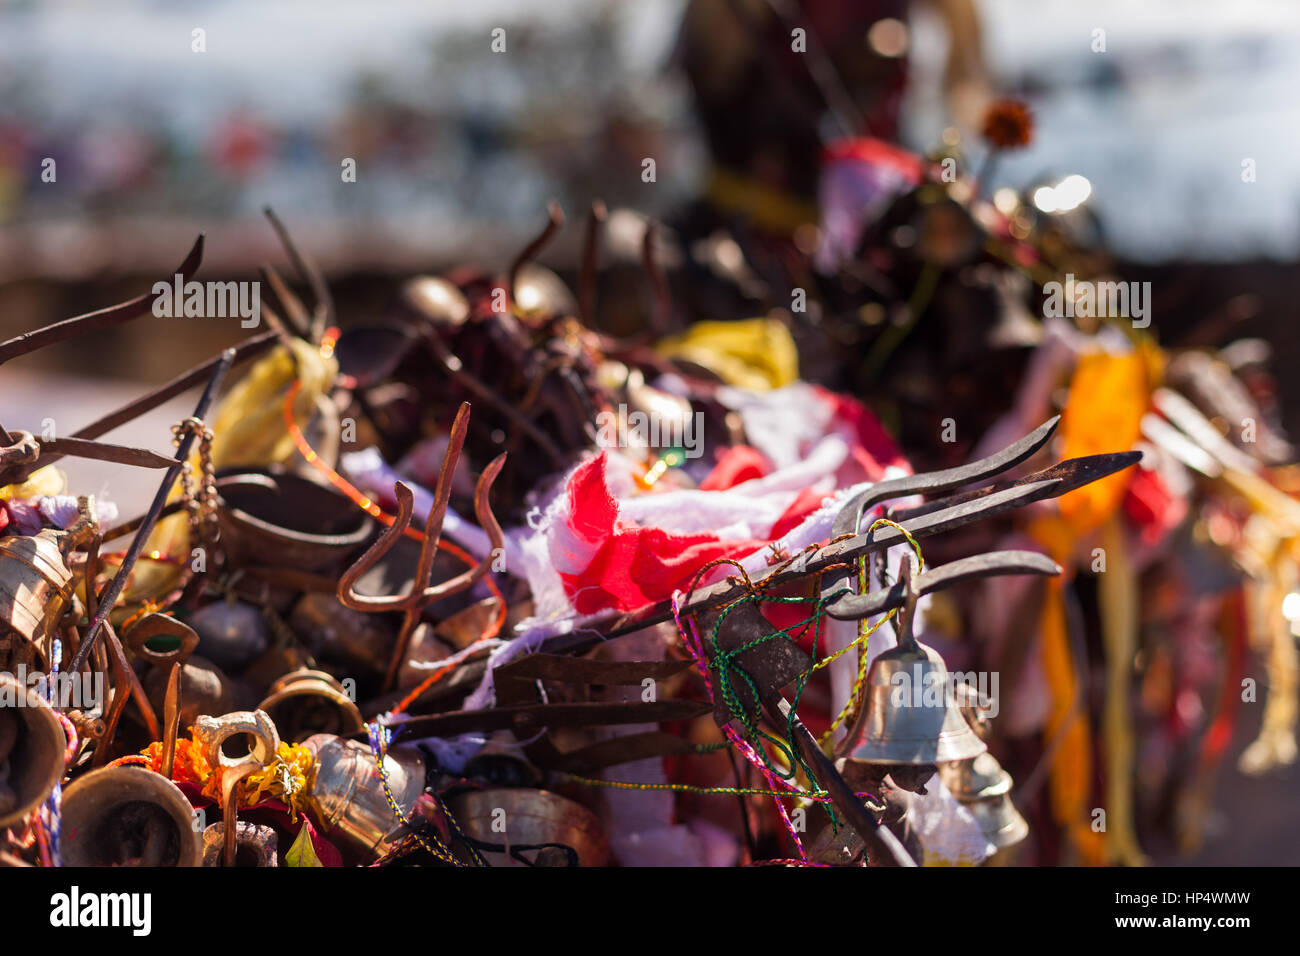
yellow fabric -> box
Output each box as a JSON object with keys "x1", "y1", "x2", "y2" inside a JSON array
[
  {"x1": 705, "y1": 166, "x2": 819, "y2": 236},
  {"x1": 0, "y1": 464, "x2": 65, "y2": 500},
  {"x1": 210, "y1": 338, "x2": 337, "y2": 470},
  {"x1": 1028, "y1": 513, "x2": 1106, "y2": 865},
  {"x1": 128, "y1": 339, "x2": 336, "y2": 606},
  {"x1": 1057, "y1": 350, "x2": 1148, "y2": 536},
  {"x1": 656, "y1": 318, "x2": 799, "y2": 391}
]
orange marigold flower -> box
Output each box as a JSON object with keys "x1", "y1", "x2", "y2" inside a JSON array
[{"x1": 981, "y1": 99, "x2": 1034, "y2": 150}]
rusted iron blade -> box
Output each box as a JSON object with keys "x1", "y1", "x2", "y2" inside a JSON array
[
  {"x1": 548, "y1": 731, "x2": 699, "y2": 773},
  {"x1": 830, "y1": 415, "x2": 1061, "y2": 539},
  {"x1": 2, "y1": 333, "x2": 276, "y2": 488},
  {"x1": 824, "y1": 550, "x2": 1061, "y2": 620},
  {"x1": 39, "y1": 437, "x2": 176, "y2": 470},
  {"x1": 508, "y1": 201, "x2": 564, "y2": 304},
  {"x1": 70, "y1": 332, "x2": 277, "y2": 443},
  {"x1": 260, "y1": 263, "x2": 312, "y2": 339},
  {"x1": 642, "y1": 220, "x2": 673, "y2": 336},
  {"x1": 0, "y1": 236, "x2": 204, "y2": 367},
  {"x1": 579, "y1": 200, "x2": 606, "y2": 327},
  {"x1": 492, "y1": 653, "x2": 701, "y2": 771},
  {"x1": 494, "y1": 654, "x2": 693, "y2": 686},
  {"x1": 886, "y1": 451, "x2": 1142, "y2": 525},
  {"x1": 161, "y1": 663, "x2": 182, "y2": 779},
  {"x1": 264, "y1": 206, "x2": 334, "y2": 342}
]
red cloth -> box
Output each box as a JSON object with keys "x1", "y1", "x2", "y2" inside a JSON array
[
  {"x1": 1123, "y1": 465, "x2": 1181, "y2": 547},
  {"x1": 814, "y1": 386, "x2": 910, "y2": 482},
  {"x1": 556, "y1": 391, "x2": 908, "y2": 616},
  {"x1": 700, "y1": 445, "x2": 771, "y2": 491},
  {"x1": 559, "y1": 454, "x2": 773, "y2": 614}
]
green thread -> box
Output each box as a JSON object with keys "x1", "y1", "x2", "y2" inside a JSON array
[{"x1": 701, "y1": 524, "x2": 926, "y2": 833}]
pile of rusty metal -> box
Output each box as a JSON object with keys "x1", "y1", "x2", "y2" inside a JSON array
[{"x1": 0, "y1": 182, "x2": 1287, "y2": 868}]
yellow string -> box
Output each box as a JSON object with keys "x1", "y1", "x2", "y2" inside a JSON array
[{"x1": 814, "y1": 518, "x2": 925, "y2": 746}]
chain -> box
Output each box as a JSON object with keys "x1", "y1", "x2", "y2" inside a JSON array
[{"x1": 172, "y1": 416, "x2": 218, "y2": 553}]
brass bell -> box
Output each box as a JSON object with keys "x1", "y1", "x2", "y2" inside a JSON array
[
  {"x1": 0, "y1": 498, "x2": 96, "y2": 670},
  {"x1": 511, "y1": 264, "x2": 578, "y2": 319},
  {"x1": 403, "y1": 276, "x2": 470, "y2": 328},
  {"x1": 301, "y1": 733, "x2": 425, "y2": 865},
  {"x1": 0, "y1": 673, "x2": 68, "y2": 829},
  {"x1": 447, "y1": 788, "x2": 609, "y2": 867},
  {"x1": 60, "y1": 766, "x2": 202, "y2": 866},
  {"x1": 201, "y1": 821, "x2": 278, "y2": 867},
  {"x1": 842, "y1": 555, "x2": 986, "y2": 767},
  {"x1": 290, "y1": 592, "x2": 396, "y2": 677},
  {"x1": 939, "y1": 751, "x2": 1029, "y2": 850},
  {"x1": 258, "y1": 669, "x2": 364, "y2": 743}
]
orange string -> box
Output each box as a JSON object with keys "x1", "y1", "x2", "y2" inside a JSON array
[{"x1": 281, "y1": 339, "x2": 507, "y2": 710}]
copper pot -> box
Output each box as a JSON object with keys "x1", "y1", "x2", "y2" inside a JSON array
[{"x1": 216, "y1": 470, "x2": 373, "y2": 575}]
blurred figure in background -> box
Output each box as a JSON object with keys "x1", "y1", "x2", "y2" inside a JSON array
[{"x1": 674, "y1": 0, "x2": 991, "y2": 238}]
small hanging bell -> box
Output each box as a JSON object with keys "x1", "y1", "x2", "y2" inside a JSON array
[
  {"x1": 842, "y1": 554, "x2": 987, "y2": 767},
  {"x1": 939, "y1": 751, "x2": 1029, "y2": 850}
]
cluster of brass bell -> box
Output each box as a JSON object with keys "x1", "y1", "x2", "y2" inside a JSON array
[
  {"x1": 48, "y1": 708, "x2": 405, "y2": 868},
  {"x1": 839, "y1": 556, "x2": 1028, "y2": 857},
  {"x1": 840, "y1": 557, "x2": 985, "y2": 775}
]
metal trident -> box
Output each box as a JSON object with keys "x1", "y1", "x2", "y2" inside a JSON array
[{"x1": 337, "y1": 402, "x2": 506, "y2": 691}]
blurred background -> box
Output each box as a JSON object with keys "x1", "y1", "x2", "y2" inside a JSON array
[{"x1": 0, "y1": 0, "x2": 1296, "y2": 863}]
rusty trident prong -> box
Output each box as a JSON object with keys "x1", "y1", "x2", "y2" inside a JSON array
[
  {"x1": 264, "y1": 206, "x2": 334, "y2": 343},
  {"x1": 508, "y1": 200, "x2": 564, "y2": 307},
  {"x1": 0, "y1": 235, "x2": 204, "y2": 368},
  {"x1": 337, "y1": 402, "x2": 506, "y2": 691},
  {"x1": 579, "y1": 199, "x2": 607, "y2": 327}
]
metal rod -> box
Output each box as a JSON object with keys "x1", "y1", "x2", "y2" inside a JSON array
[
  {"x1": 2, "y1": 333, "x2": 275, "y2": 488},
  {"x1": 161, "y1": 663, "x2": 181, "y2": 779},
  {"x1": 579, "y1": 200, "x2": 606, "y2": 328},
  {"x1": 39, "y1": 437, "x2": 176, "y2": 470},
  {"x1": 0, "y1": 236, "x2": 204, "y2": 367},
  {"x1": 763, "y1": 691, "x2": 915, "y2": 866},
  {"x1": 68, "y1": 349, "x2": 235, "y2": 675},
  {"x1": 264, "y1": 206, "x2": 333, "y2": 342}
]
